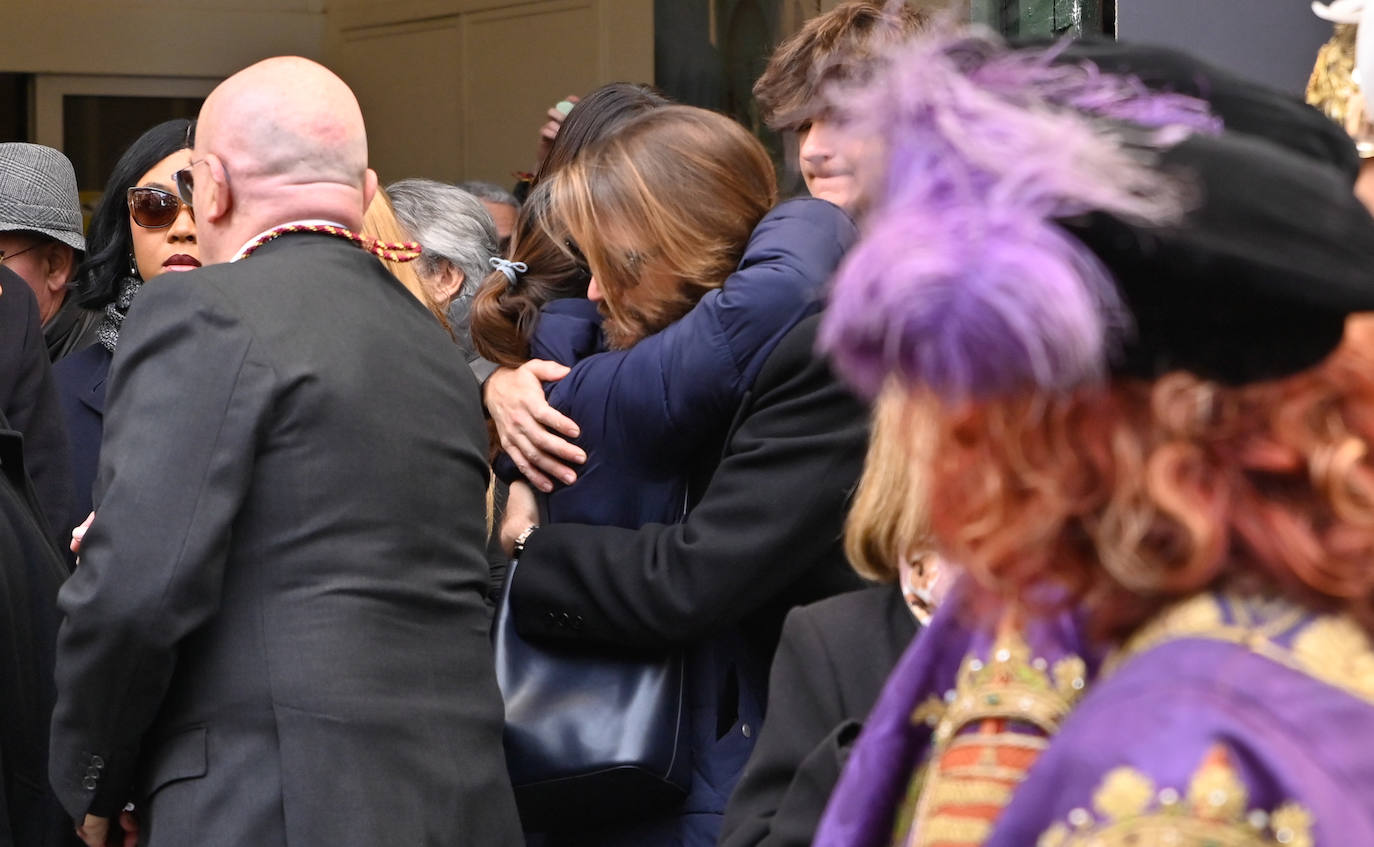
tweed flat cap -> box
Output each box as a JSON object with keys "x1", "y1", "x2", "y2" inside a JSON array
[{"x1": 0, "y1": 143, "x2": 85, "y2": 252}]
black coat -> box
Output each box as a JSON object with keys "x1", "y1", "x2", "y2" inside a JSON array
[
  {"x1": 509, "y1": 313, "x2": 869, "y2": 844},
  {"x1": 49, "y1": 233, "x2": 522, "y2": 846},
  {"x1": 0, "y1": 268, "x2": 73, "y2": 545},
  {"x1": 718, "y1": 586, "x2": 918, "y2": 847},
  {"x1": 0, "y1": 414, "x2": 75, "y2": 846}
]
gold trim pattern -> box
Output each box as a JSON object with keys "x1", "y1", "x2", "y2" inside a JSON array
[
  {"x1": 900, "y1": 624, "x2": 1089, "y2": 847},
  {"x1": 1110, "y1": 592, "x2": 1374, "y2": 709},
  {"x1": 1036, "y1": 746, "x2": 1314, "y2": 847}
]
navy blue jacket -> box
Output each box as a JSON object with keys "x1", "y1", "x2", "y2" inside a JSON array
[
  {"x1": 52, "y1": 343, "x2": 110, "y2": 540},
  {"x1": 521, "y1": 197, "x2": 856, "y2": 530},
  {"x1": 510, "y1": 199, "x2": 859, "y2": 845}
]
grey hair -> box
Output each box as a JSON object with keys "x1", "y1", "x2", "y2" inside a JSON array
[
  {"x1": 386, "y1": 178, "x2": 499, "y2": 293},
  {"x1": 456, "y1": 180, "x2": 519, "y2": 209}
]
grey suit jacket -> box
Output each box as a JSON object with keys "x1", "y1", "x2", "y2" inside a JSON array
[{"x1": 49, "y1": 233, "x2": 521, "y2": 846}]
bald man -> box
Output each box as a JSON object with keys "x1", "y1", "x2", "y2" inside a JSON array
[{"x1": 49, "y1": 57, "x2": 521, "y2": 846}]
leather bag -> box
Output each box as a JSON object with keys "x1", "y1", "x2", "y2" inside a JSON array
[{"x1": 492, "y1": 559, "x2": 691, "y2": 831}]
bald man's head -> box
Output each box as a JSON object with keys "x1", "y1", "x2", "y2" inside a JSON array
[{"x1": 194, "y1": 56, "x2": 377, "y2": 262}]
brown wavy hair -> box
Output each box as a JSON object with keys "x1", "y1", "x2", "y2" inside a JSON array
[
  {"x1": 551, "y1": 105, "x2": 778, "y2": 349},
  {"x1": 929, "y1": 316, "x2": 1374, "y2": 641},
  {"x1": 469, "y1": 181, "x2": 588, "y2": 368},
  {"x1": 753, "y1": 0, "x2": 931, "y2": 131},
  {"x1": 469, "y1": 83, "x2": 670, "y2": 368}
]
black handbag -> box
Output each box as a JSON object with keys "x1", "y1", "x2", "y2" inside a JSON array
[{"x1": 492, "y1": 559, "x2": 692, "y2": 831}]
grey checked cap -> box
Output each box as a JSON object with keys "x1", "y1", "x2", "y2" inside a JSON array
[{"x1": 0, "y1": 143, "x2": 85, "y2": 252}]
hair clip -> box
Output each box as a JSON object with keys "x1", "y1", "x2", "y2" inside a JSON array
[{"x1": 490, "y1": 256, "x2": 528, "y2": 284}]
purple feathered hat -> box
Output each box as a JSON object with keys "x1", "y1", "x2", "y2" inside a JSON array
[{"x1": 817, "y1": 28, "x2": 1222, "y2": 400}]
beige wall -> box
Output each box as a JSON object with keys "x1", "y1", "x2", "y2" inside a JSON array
[
  {"x1": 3, "y1": 0, "x2": 652, "y2": 187},
  {"x1": 0, "y1": 1, "x2": 326, "y2": 78},
  {"x1": 325, "y1": 0, "x2": 654, "y2": 186}
]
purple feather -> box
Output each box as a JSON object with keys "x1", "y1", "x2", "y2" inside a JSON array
[{"x1": 817, "y1": 26, "x2": 1220, "y2": 399}]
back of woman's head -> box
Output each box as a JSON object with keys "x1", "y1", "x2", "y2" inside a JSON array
[
  {"x1": 552, "y1": 105, "x2": 779, "y2": 348},
  {"x1": 362, "y1": 185, "x2": 450, "y2": 331},
  {"x1": 75, "y1": 118, "x2": 194, "y2": 308},
  {"x1": 469, "y1": 181, "x2": 589, "y2": 367},
  {"x1": 532, "y1": 82, "x2": 670, "y2": 185}
]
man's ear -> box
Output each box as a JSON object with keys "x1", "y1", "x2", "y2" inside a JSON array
[
  {"x1": 362, "y1": 168, "x2": 379, "y2": 217},
  {"x1": 203, "y1": 154, "x2": 232, "y2": 223},
  {"x1": 43, "y1": 242, "x2": 77, "y2": 292}
]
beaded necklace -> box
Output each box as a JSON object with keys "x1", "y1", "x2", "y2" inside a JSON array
[{"x1": 237, "y1": 222, "x2": 422, "y2": 262}]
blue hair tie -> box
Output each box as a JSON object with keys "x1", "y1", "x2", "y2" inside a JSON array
[{"x1": 490, "y1": 256, "x2": 528, "y2": 284}]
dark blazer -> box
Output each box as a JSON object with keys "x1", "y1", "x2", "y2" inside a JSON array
[
  {"x1": 718, "y1": 586, "x2": 918, "y2": 847},
  {"x1": 49, "y1": 233, "x2": 522, "y2": 846},
  {"x1": 0, "y1": 416, "x2": 76, "y2": 847},
  {"x1": 0, "y1": 268, "x2": 73, "y2": 545},
  {"x1": 510, "y1": 313, "x2": 869, "y2": 844},
  {"x1": 52, "y1": 343, "x2": 109, "y2": 540}
]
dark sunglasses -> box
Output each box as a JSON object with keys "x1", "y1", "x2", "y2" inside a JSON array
[
  {"x1": 172, "y1": 157, "x2": 209, "y2": 207},
  {"x1": 127, "y1": 187, "x2": 192, "y2": 229}
]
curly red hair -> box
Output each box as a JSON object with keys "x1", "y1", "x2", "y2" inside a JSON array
[{"x1": 930, "y1": 317, "x2": 1374, "y2": 640}]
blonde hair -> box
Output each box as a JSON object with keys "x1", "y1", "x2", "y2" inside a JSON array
[
  {"x1": 844, "y1": 382, "x2": 935, "y2": 582},
  {"x1": 550, "y1": 105, "x2": 778, "y2": 349},
  {"x1": 363, "y1": 186, "x2": 451, "y2": 332}
]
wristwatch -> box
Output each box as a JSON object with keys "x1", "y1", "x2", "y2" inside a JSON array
[{"x1": 512, "y1": 524, "x2": 539, "y2": 559}]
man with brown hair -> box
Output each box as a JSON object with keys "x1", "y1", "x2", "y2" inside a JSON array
[{"x1": 752, "y1": 0, "x2": 929, "y2": 211}]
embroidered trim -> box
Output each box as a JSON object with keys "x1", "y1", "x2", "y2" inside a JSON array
[
  {"x1": 1036, "y1": 746, "x2": 1314, "y2": 847},
  {"x1": 902, "y1": 624, "x2": 1088, "y2": 847},
  {"x1": 1108, "y1": 592, "x2": 1374, "y2": 708},
  {"x1": 933, "y1": 631, "x2": 1087, "y2": 746}
]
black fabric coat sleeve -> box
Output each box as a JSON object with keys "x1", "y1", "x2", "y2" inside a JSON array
[
  {"x1": 507, "y1": 315, "x2": 870, "y2": 651},
  {"x1": 718, "y1": 586, "x2": 918, "y2": 847},
  {"x1": 0, "y1": 268, "x2": 73, "y2": 546}
]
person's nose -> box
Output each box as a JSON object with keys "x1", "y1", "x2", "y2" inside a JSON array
[
  {"x1": 800, "y1": 123, "x2": 834, "y2": 166},
  {"x1": 168, "y1": 205, "x2": 196, "y2": 242}
]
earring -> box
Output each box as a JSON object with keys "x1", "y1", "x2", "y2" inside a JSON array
[{"x1": 129, "y1": 252, "x2": 139, "y2": 278}]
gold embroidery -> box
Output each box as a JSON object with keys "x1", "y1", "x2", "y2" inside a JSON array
[
  {"x1": 932, "y1": 629, "x2": 1088, "y2": 746},
  {"x1": 1036, "y1": 746, "x2": 1315, "y2": 847},
  {"x1": 918, "y1": 816, "x2": 993, "y2": 845},
  {"x1": 1110, "y1": 592, "x2": 1374, "y2": 709},
  {"x1": 910, "y1": 695, "x2": 948, "y2": 729},
  {"x1": 1091, "y1": 767, "x2": 1154, "y2": 820},
  {"x1": 1270, "y1": 804, "x2": 1315, "y2": 847},
  {"x1": 906, "y1": 622, "x2": 1088, "y2": 847},
  {"x1": 1290, "y1": 615, "x2": 1374, "y2": 704},
  {"x1": 924, "y1": 774, "x2": 1016, "y2": 808}
]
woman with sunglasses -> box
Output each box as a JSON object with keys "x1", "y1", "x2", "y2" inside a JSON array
[{"x1": 53, "y1": 118, "x2": 199, "y2": 548}]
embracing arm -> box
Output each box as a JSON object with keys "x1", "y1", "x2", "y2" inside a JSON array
[
  {"x1": 48, "y1": 280, "x2": 273, "y2": 819},
  {"x1": 506, "y1": 316, "x2": 870, "y2": 648},
  {"x1": 541, "y1": 198, "x2": 856, "y2": 467}
]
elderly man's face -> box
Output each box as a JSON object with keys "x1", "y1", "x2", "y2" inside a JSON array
[
  {"x1": 481, "y1": 199, "x2": 517, "y2": 255},
  {"x1": 0, "y1": 231, "x2": 73, "y2": 323}
]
